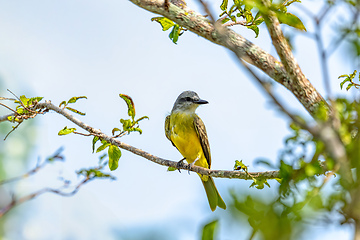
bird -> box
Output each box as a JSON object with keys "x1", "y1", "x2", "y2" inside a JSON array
[{"x1": 165, "y1": 91, "x2": 226, "y2": 211}]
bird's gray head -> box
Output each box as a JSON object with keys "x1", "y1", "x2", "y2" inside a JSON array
[{"x1": 171, "y1": 91, "x2": 208, "y2": 113}]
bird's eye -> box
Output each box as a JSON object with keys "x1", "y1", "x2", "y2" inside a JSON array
[{"x1": 185, "y1": 97, "x2": 192, "y2": 101}]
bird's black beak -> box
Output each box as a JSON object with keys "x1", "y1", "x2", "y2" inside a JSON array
[{"x1": 194, "y1": 99, "x2": 208, "y2": 104}]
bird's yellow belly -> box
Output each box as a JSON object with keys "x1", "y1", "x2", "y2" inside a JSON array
[
  {"x1": 172, "y1": 130, "x2": 202, "y2": 163},
  {"x1": 170, "y1": 113, "x2": 208, "y2": 168}
]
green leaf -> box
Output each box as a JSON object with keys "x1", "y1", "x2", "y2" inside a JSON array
[
  {"x1": 119, "y1": 94, "x2": 136, "y2": 119},
  {"x1": 249, "y1": 178, "x2": 270, "y2": 189},
  {"x1": 346, "y1": 83, "x2": 354, "y2": 91},
  {"x1": 151, "y1": 17, "x2": 175, "y2": 31},
  {"x1": 167, "y1": 166, "x2": 177, "y2": 171},
  {"x1": 7, "y1": 116, "x2": 14, "y2": 122},
  {"x1": 59, "y1": 101, "x2": 67, "y2": 108},
  {"x1": 131, "y1": 127, "x2": 143, "y2": 134},
  {"x1": 120, "y1": 118, "x2": 132, "y2": 131},
  {"x1": 247, "y1": 25, "x2": 260, "y2": 38},
  {"x1": 66, "y1": 107, "x2": 86, "y2": 116},
  {"x1": 135, "y1": 116, "x2": 149, "y2": 124},
  {"x1": 169, "y1": 24, "x2": 180, "y2": 44},
  {"x1": 58, "y1": 126, "x2": 76, "y2": 136},
  {"x1": 28, "y1": 97, "x2": 43, "y2": 106},
  {"x1": 112, "y1": 127, "x2": 121, "y2": 136},
  {"x1": 16, "y1": 108, "x2": 24, "y2": 114},
  {"x1": 92, "y1": 136, "x2": 100, "y2": 153},
  {"x1": 108, "y1": 144, "x2": 121, "y2": 171},
  {"x1": 220, "y1": 0, "x2": 228, "y2": 11},
  {"x1": 234, "y1": 160, "x2": 248, "y2": 171},
  {"x1": 277, "y1": 12, "x2": 306, "y2": 31},
  {"x1": 338, "y1": 74, "x2": 349, "y2": 79},
  {"x1": 19, "y1": 95, "x2": 29, "y2": 107},
  {"x1": 201, "y1": 220, "x2": 218, "y2": 240},
  {"x1": 96, "y1": 140, "x2": 110, "y2": 153},
  {"x1": 67, "y1": 96, "x2": 87, "y2": 104}
]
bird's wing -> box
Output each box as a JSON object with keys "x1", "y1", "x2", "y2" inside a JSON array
[
  {"x1": 165, "y1": 115, "x2": 176, "y2": 148},
  {"x1": 194, "y1": 115, "x2": 211, "y2": 168}
]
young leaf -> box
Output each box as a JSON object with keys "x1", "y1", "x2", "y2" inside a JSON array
[
  {"x1": 340, "y1": 78, "x2": 350, "y2": 90},
  {"x1": 151, "y1": 17, "x2": 175, "y2": 31},
  {"x1": 59, "y1": 101, "x2": 67, "y2": 108},
  {"x1": 234, "y1": 160, "x2": 248, "y2": 171},
  {"x1": 58, "y1": 126, "x2": 76, "y2": 136},
  {"x1": 28, "y1": 97, "x2": 43, "y2": 107},
  {"x1": 119, "y1": 94, "x2": 136, "y2": 119},
  {"x1": 108, "y1": 144, "x2": 121, "y2": 171},
  {"x1": 67, "y1": 96, "x2": 87, "y2": 104},
  {"x1": 169, "y1": 24, "x2": 180, "y2": 44},
  {"x1": 277, "y1": 12, "x2": 307, "y2": 31},
  {"x1": 220, "y1": 0, "x2": 228, "y2": 11},
  {"x1": 167, "y1": 166, "x2": 177, "y2": 171},
  {"x1": 96, "y1": 142, "x2": 110, "y2": 153},
  {"x1": 201, "y1": 220, "x2": 218, "y2": 240},
  {"x1": 66, "y1": 107, "x2": 86, "y2": 116},
  {"x1": 19, "y1": 95, "x2": 29, "y2": 107},
  {"x1": 247, "y1": 25, "x2": 260, "y2": 38},
  {"x1": 92, "y1": 136, "x2": 100, "y2": 153},
  {"x1": 135, "y1": 116, "x2": 149, "y2": 124},
  {"x1": 112, "y1": 127, "x2": 122, "y2": 136}
]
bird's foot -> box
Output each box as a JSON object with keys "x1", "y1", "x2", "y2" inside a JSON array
[
  {"x1": 187, "y1": 161, "x2": 196, "y2": 175},
  {"x1": 176, "y1": 158, "x2": 186, "y2": 173}
]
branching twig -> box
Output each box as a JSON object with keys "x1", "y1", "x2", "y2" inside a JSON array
[
  {"x1": 0, "y1": 177, "x2": 92, "y2": 218},
  {"x1": 0, "y1": 148, "x2": 64, "y2": 185}
]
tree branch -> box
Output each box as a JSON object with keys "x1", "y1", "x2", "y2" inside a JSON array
[
  {"x1": 0, "y1": 177, "x2": 93, "y2": 218},
  {"x1": 1, "y1": 100, "x2": 280, "y2": 180},
  {"x1": 128, "y1": 0, "x2": 327, "y2": 117}
]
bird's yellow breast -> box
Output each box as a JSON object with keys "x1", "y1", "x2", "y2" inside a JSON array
[{"x1": 169, "y1": 112, "x2": 208, "y2": 168}]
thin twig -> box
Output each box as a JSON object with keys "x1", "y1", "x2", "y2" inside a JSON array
[
  {"x1": 0, "y1": 103, "x2": 17, "y2": 113},
  {"x1": 0, "y1": 177, "x2": 92, "y2": 218}
]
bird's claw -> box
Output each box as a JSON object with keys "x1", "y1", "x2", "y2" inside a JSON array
[{"x1": 176, "y1": 158, "x2": 186, "y2": 173}]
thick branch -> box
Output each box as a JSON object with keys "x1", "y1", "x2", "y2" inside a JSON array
[{"x1": 128, "y1": 0, "x2": 327, "y2": 117}]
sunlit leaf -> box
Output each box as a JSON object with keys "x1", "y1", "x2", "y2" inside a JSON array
[
  {"x1": 58, "y1": 126, "x2": 76, "y2": 136},
  {"x1": 151, "y1": 17, "x2": 175, "y2": 31},
  {"x1": 234, "y1": 160, "x2": 248, "y2": 171},
  {"x1": 92, "y1": 136, "x2": 100, "y2": 153},
  {"x1": 169, "y1": 24, "x2": 180, "y2": 44},
  {"x1": 112, "y1": 127, "x2": 121, "y2": 136},
  {"x1": 66, "y1": 107, "x2": 86, "y2": 116},
  {"x1": 167, "y1": 166, "x2": 177, "y2": 171},
  {"x1": 96, "y1": 141, "x2": 110, "y2": 153},
  {"x1": 119, "y1": 94, "x2": 136, "y2": 119},
  {"x1": 59, "y1": 101, "x2": 67, "y2": 108},
  {"x1": 220, "y1": 0, "x2": 228, "y2": 11},
  {"x1": 108, "y1": 144, "x2": 121, "y2": 171},
  {"x1": 277, "y1": 12, "x2": 306, "y2": 31},
  {"x1": 67, "y1": 96, "x2": 87, "y2": 104},
  {"x1": 247, "y1": 25, "x2": 260, "y2": 38}
]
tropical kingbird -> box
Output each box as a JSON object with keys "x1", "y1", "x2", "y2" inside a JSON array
[{"x1": 165, "y1": 91, "x2": 226, "y2": 211}]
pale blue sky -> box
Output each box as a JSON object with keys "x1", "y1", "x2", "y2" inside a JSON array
[{"x1": 0, "y1": 0, "x2": 356, "y2": 239}]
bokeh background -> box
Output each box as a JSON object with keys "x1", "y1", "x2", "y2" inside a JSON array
[{"x1": 0, "y1": 0, "x2": 357, "y2": 239}]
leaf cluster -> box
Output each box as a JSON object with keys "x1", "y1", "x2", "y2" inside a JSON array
[
  {"x1": 219, "y1": 0, "x2": 306, "y2": 38},
  {"x1": 234, "y1": 160, "x2": 271, "y2": 189},
  {"x1": 339, "y1": 70, "x2": 360, "y2": 91},
  {"x1": 151, "y1": 17, "x2": 186, "y2": 44},
  {"x1": 59, "y1": 96, "x2": 87, "y2": 115},
  {"x1": 92, "y1": 94, "x2": 148, "y2": 171}
]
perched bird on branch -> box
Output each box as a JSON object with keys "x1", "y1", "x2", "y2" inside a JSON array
[{"x1": 165, "y1": 91, "x2": 226, "y2": 211}]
